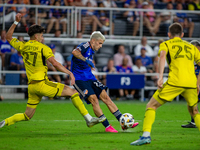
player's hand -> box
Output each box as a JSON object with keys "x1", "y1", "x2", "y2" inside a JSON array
[
  {"x1": 15, "y1": 13, "x2": 22, "y2": 22},
  {"x1": 157, "y1": 77, "x2": 163, "y2": 89},
  {"x1": 85, "y1": 59, "x2": 95, "y2": 71},
  {"x1": 69, "y1": 73, "x2": 75, "y2": 85}
]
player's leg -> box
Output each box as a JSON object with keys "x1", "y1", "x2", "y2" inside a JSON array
[
  {"x1": 100, "y1": 89, "x2": 139, "y2": 130},
  {"x1": 142, "y1": 97, "x2": 162, "y2": 136},
  {"x1": 87, "y1": 94, "x2": 117, "y2": 133},
  {"x1": 181, "y1": 96, "x2": 200, "y2": 128},
  {"x1": 75, "y1": 80, "x2": 116, "y2": 132},
  {"x1": 181, "y1": 105, "x2": 197, "y2": 128},
  {"x1": 1, "y1": 107, "x2": 36, "y2": 128},
  {"x1": 131, "y1": 84, "x2": 182, "y2": 146},
  {"x1": 188, "y1": 105, "x2": 200, "y2": 130},
  {"x1": 130, "y1": 96, "x2": 161, "y2": 146},
  {"x1": 0, "y1": 84, "x2": 41, "y2": 128},
  {"x1": 58, "y1": 83, "x2": 104, "y2": 127},
  {"x1": 89, "y1": 80, "x2": 121, "y2": 132},
  {"x1": 182, "y1": 88, "x2": 200, "y2": 131}
]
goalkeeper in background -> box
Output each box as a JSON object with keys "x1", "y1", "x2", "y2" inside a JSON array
[
  {"x1": 181, "y1": 40, "x2": 200, "y2": 128},
  {"x1": 0, "y1": 13, "x2": 104, "y2": 129}
]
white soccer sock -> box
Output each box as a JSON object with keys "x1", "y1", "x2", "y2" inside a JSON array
[
  {"x1": 83, "y1": 113, "x2": 92, "y2": 122},
  {"x1": 142, "y1": 131, "x2": 150, "y2": 137}
]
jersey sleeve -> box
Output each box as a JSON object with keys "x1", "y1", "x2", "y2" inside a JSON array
[
  {"x1": 43, "y1": 46, "x2": 54, "y2": 60},
  {"x1": 10, "y1": 38, "x2": 25, "y2": 52},
  {"x1": 158, "y1": 42, "x2": 168, "y2": 57},
  {"x1": 76, "y1": 42, "x2": 89, "y2": 54}
]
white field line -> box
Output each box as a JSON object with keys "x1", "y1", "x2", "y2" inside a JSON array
[{"x1": 30, "y1": 120, "x2": 189, "y2": 122}]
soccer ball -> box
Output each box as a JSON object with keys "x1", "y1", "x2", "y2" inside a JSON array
[{"x1": 120, "y1": 113, "x2": 134, "y2": 129}]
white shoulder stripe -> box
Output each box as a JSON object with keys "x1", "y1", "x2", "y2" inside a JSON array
[{"x1": 83, "y1": 42, "x2": 90, "y2": 49}]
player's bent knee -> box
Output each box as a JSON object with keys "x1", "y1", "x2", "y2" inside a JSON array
[
  {"x1": 61, "y1": 85, "x2": 77, "y2": 97},
  {"x1": 89, "y1": 95, "x2": 99, "y2": 105},
  {"x1": 24, "y1": 113, "x2": 31, "y2": 121}
]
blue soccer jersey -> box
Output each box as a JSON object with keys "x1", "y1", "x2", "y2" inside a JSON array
[
  {"x1": 195, "y1": 64, "x2": 200, "y2": 76},
  {"x1": 71, "y1": 42, "x2": 96, "y2": 81},
  {"x1": 195, "y1": 64, "x2": 200, "y2": 100}
]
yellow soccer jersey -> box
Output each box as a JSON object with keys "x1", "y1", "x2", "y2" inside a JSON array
[
  {"x1": 10, "y1": 38, "x2": 54, "y2": 84},
  {"x1": 158, "y1": 37, "x2": 200, "y2": 88}
]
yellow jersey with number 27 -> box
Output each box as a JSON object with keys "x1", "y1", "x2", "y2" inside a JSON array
[
  {"x1": 10, "y1": 38, "x2": 54, "y2": 84},
  {"x1": 158, "y1": 37, "x2": 200, "y2": 88}
]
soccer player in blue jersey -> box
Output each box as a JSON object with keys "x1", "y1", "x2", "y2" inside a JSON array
[
  {"x1": 71, "y1": 31, "x2": 139, "y2": 132},
  {"x1": 181, "y1": 40, "x2": 200, "y2": 128}
]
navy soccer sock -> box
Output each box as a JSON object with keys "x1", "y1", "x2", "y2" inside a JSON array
[
  {"x1": 99, "y1": 114, "x2": 110, "y2": 128},
  {"x1": 191, "y1": 117, "x2": 194, "y2": 123},
  {"x1": 113, "y1": 110, "x2": 122, "y2": 121}
]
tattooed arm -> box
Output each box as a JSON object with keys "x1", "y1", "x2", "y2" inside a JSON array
[
  {"x1": 72, "y1": 49, "x2": 86, "y2": 62},
  {"x1": 72, "y1": 49, "x2": 95, "y2": 70}
]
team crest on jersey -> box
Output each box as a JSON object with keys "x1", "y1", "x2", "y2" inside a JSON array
[{"x1": 83, "y1": 89, "x2": 88, "y2": 95}]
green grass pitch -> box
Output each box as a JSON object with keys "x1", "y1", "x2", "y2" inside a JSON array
[{"x1": 0, "y1": 99, "x2": 200, "y2": 150}]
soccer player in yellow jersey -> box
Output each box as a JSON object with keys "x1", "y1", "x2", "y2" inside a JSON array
[
  {"x1": 181, "y1": 40, "x2": 200, "y2": 128},
  {"x1": 0, "y1": 13, "x2": 105, "y2": 129},
  {"x1": 131, "y1": 22, "x2": 200, "y2": 146}
]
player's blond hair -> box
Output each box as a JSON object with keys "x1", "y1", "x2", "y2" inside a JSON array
[{"x1": 90, "y1": 31, "x2": 105, "y2": 41}]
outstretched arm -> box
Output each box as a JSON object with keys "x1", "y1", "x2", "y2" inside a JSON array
[
  {"x1": 48, "y1": 56, "x2": 75, "y2": 85},
  {"x1": 6, "y1": 13, "x2": 22, "y2": 43},
  {"x1": 157, "y1": 50, "x2": 166, "y2": 89}
]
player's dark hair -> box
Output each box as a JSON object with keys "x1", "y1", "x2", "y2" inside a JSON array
[
  {"x1": 28, "y1": 24, "x2": 45, "y2": 37},
  {"x1": 169, "y1": 23, "x2": 183, "y2": 37}
]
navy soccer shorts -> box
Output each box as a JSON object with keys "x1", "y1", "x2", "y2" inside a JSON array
[{"x1": 75, "y1": 80, "x2": 107, "y2": 104}]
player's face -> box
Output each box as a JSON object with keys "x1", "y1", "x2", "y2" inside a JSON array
[
  {"x1": 92, "y1": 39, "x2": 104, "y2": 51},
  {"x1": 36, "y1": 33, "x2": 44, "y2": 43}
]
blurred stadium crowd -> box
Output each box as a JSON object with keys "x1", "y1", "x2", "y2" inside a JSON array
[
  {"x1": 0, "y1": 0, "x2": 199, "y2": 99},
  {"x1": 1, "y1": 0, "x2": 200, "y2": 37}
]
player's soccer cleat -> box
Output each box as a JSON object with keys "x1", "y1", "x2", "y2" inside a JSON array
[
  {"x1": 181, "y1": 122, "x2": 197, "y2": 128},
  {"x1": 105, "y1": 125, "x2": 118, "y2": 133},
  {"x1": 132, "y1": 122, "x2": 139, "y2": 128},
  {"x1": 86, "y1": 117, "x2": 106, "y2": 128},
  {"x1": 0, "y1": 120, "x2": 5, "y2": 128},
  {"x1": 121, "y1": 122, "x2": 139, "y2": 130},
  {"x1": 130, "y1": 136, "x2": 151, "y2": 146}
]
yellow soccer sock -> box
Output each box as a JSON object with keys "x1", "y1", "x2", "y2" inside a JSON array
[
  {"x1": 194, "y1": 113, "x2": 200, "y2": 131},
  {"x1": 5, "y1": 113, "x2": 29, "y2": 126},
  {"x1": 143, "y1": 108, "x2": 156, "y2": 133},
  {"x1": 71, "y1": 93, "x2": 89, "y2": 116}
]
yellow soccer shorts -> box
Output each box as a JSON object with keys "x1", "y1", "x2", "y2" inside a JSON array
[
  {"x1": 27, "y1": 79, "x2": 65, "y2": 108},
  {"x1": 153, "y1": 82, "x2": 198, "y2": 107}
]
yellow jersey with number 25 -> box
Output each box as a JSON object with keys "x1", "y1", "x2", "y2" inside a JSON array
[
  {"x1": 10, "y1": 38, "x2": 54, "y2": 84},
  {"x1": 158, "y1": 37, "x2": 200, "y2": 88}
]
